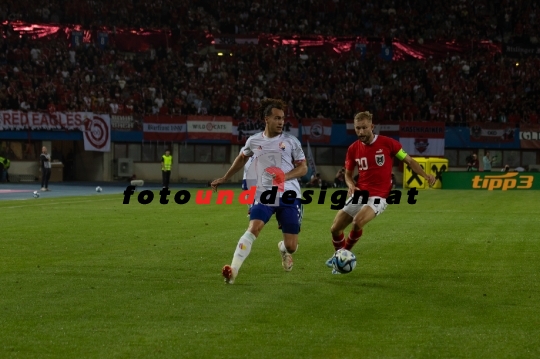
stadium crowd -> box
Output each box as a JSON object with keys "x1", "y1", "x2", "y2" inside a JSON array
[
  {"x1": 0, "y1": 0, "x2": 539, "y2": 125},
  {"x1": 2, "y1": 0, "x2": 539, "y2": 41}
]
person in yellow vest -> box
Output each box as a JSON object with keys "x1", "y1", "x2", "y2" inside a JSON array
[
  {"x1": 0, "y1": 156, "x2": 6, "y2": 182},
  {"x1": 161, "y1": 149, "x2": 172, "y2": 188},
  {"x1": 2, "y1": 157, "x2": 10, "y2": 182}
]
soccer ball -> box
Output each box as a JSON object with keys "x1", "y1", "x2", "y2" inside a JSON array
[
  {"x1": 33, "y1": 191, "x2": 40, "y2": 198},
  {"x1": 96, "y1": 186, "x2": 102, "y2": 193},
  {"x1": 332, "y1": 249, "x2": 357, "y2": 274}
]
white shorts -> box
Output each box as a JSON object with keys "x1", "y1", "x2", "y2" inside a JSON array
[{"x1": 342, "y1": 196, "x2": 388, "y2": 218}]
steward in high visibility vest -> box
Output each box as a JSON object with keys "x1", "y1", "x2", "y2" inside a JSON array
[
  {"x1": 161, "y1": 150, "x2": 172, "y2": 188},
  {"x1": 0, "y1": 156, "x2": 4, "y2": 182},
  {"x1": 3, "y1": 158, "x2": 9, "y2": 170},
  {"x1": 4, "y1": 158, "x2": 9, "y2": 182}
]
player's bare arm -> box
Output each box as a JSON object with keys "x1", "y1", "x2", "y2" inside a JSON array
[
  {"x1": 403, "y1": 155, "x2": 436, "y2": 186},
  {"x1": 284, "y1": 160, "x2": 308, "y2": 181},
  {"x1": 344, "y1": 169, "x2": 359, "y2": 197},
  {"x1": 211, "y1": 153, "x2": 250, "y2": 192}
]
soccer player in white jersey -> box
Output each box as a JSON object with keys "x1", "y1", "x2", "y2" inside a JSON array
[
  {"x1": 242, "y1": 153, "x2": 255, "y2": 216},
  {"x1": 211, "y1": 98, "x2": 308, "y2": 284}
]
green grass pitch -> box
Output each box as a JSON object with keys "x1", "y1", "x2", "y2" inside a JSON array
[{"x1": 1, "y1": 189, "x2": 539, "y2": 358}]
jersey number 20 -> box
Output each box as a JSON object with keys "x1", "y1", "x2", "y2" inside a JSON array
[{"x1": 356, "y1": 157, "x2": 368, "y2": 170}]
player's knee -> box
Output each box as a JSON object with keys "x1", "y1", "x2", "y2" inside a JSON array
[
  {"x1": 330, "y1": 224, "x2": 341, "y2": 235},
  {"x1": 247, "y1": 222, "x2": 264, "y2": 237},
  {"x1": 351, "y1": 217, "x2": 365, "y2": 230},
  {"x1": 284, "y1": 242, "x2": 297, "y2": 253},
  {"x1": 248, "y1": 227, "x2": 262, "y2": 237}
]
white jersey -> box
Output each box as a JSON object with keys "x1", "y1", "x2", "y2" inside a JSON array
[
  {"x1": 242, "y1": 154, "x2": 255, "y2": 180},
  {"x1": 242, "y1": 132, "x2": 305, "y2": 203}
]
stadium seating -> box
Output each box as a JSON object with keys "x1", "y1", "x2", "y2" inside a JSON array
[{"x1": 0, "y1": 1, "x2": 538, "y2": 124}]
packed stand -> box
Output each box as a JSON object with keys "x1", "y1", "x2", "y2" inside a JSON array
[
  {"x1": 1, "y1": 0, "x2": 539, "y2": 43},
  {"x1": 1, "y1": 29, "x2": 539, "y2": 125},
  {"x1": 0, "y1": 0, "x2": 539, "y2": 125}
]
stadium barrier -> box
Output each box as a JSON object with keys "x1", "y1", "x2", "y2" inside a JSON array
[{"x1": 441, "y1": 172, "x2": 540, "y2": 190}]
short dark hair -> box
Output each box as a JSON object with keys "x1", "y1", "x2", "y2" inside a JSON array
[{"x1": 258, "y1": 98, "x2": 287, "y2": 120}]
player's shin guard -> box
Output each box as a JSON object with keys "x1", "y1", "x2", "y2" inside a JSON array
[
  {"x1": 230, "y1": 231, "x2": 256, "y2": 271},
  {"x1": 344, "y1": 229, "x2": 363, "y2": 250},
  {"x1": 332, "y1": 233, "x2": 345, "y2": 251}
]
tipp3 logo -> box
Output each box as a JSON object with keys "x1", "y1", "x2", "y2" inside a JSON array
[{"x1": 472, "y1": 172, "x2": 534, "y2": 190}]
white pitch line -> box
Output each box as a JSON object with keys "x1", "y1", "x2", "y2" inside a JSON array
[{"x1": 0, "y1": 197, "x2": 121, "y2": 209}]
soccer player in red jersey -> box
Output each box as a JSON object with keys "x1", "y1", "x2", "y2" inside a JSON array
[{"x1": 325, "y1": 111, "x2": 436, "y2": 273}]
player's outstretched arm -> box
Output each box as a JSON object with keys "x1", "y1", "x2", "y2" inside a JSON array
[
  {"x1": 211, "y1": 153, "x2": 249, "y2": 192},
  {"x1": 403, "y1": 155, "x2": 436, "y2": 187}
]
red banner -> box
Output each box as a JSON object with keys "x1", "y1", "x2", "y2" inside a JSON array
[
  {"x1": 231, "y1": 116, "x2": 300, "y2": 143},
  {"x1": 399, "y1": 121, "x2": 445, "y2": 139},
  {"x1": 469, "y1": 122, "x2": 516, "y2": 143},
  {"x1": 111, "y1": 114, "x2": 142, "y2": 131},
  {"x1": 374, "y1": 122, "x2": 400, "y2": 137},
  {"x1": 0, "y1": 110, "x2": 88, "y2": 130},
  {"x1": 399, "y1": 121, "x2": 445, "y2": 156},
  {"x1": 301, "y1": 118, "x2": 332, "y2": 143},
  {"x1": 143, "y1": 115, "x2": 186, "y2": 141},
  {"x1": 283, "y1": 117, "x2": 300, "y2": 139},
  {"x1": 186, "y1": 116, "x2": 233, "y2": 140},
  {"x1": 6, "y1": 20, "x2": 500, "y2": 59},
  {"x1": 0, "y1": 110, "x2": 112, "y2": 152},
  {"x1": 231, "y1": 117, "x2": 265, "y2": 145},
  {"x1": 214, "y1": 36, "x2": 259, "y2": 45},
  {"x1": 519, "y1": 124, "x2": 540, "y2": 149},
  {"x1": 347, "y1": 121, "x2": 400, "y2": 137},
  {"x1": 83, "y1": 114, "x2": 111, "y2": 152}
]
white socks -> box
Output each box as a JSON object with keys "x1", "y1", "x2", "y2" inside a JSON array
[
  {"x1": 279, "y1": 240, "x2": 298, "y2": 254},
  {"x1": 231, "y1": 231, "x2": 256, "y2": 271}
]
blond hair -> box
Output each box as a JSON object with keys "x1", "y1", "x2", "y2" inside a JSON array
[{"x1": 354, "y1": 111, "x2": 373, "y2": 122}]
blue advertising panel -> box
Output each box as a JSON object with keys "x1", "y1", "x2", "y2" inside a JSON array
[{"x1": 445, "y1": 127, "x2": 520, "y2": 149}]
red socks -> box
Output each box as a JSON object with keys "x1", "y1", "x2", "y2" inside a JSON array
[
  {"x1": 333, "y1": 229, "x2": 363, "y2": 251},
  {"x1": 344, "y1": 229, "x2": 363, "y2": 250},
  {"x1": 332, "y1": 233, "x2": 345, "y2": 251}
]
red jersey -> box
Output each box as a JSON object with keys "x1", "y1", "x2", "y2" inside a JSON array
[{"x1": 345, "y1": 135, "x2": 403, "y2": 198}]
